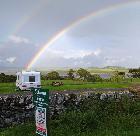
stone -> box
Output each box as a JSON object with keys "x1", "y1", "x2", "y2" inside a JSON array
[{"x1": 0, "y1": 88, "x2": 135, "y2": 129}]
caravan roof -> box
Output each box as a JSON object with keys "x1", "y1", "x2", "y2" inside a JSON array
[{"x1": 17, "y1": 71, "x2": 40, "y2": 75}]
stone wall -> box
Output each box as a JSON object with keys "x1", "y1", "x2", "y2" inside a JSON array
[
  {"x1": 0, "y1": 88, "x2": 133, "y2": 128},
  {"x1": 0, "y1": 94, "x2": 34, "y2": 128}
]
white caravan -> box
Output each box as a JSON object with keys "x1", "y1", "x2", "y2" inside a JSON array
[{"x1": 16, "y1": 71, "x2": 41, "y2": 90}]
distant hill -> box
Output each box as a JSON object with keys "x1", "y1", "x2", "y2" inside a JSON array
[
  {"x1": 103, "y1": 66, "x2": 128, "y2": 70},
  {"x1": 0, "y1": 66, "x2": 129, "y2": 75}
]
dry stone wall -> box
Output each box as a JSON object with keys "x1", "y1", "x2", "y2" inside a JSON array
[{"x1": 0, "y1": 88, "x2": 132, "y2": 128}]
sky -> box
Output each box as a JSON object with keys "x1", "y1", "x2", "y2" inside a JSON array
[{"x1": 0, "y1": 0, "x2": 140, "y2": 69}]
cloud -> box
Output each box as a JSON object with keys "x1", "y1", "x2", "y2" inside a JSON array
[
  {"x1": 34, "y1": 49, "x2": 104, "y2": 68},
  {"x1": 0, "y1": 35, "x2": 40, "y2": 67},
  {"x1": 6, "y1": 57, "x2": 16, "y2": 64},
  {"x1": 34, "y1": 47, "x2": 140, "y2": 68},
  {"x1": 8, "y1": 35, "x2": 31, "y2": 44},
  {"x1": 103, "y1": 56, "x2": 137, "y2": 67},
  {"x1": 64, "y1": 50, "x2": 93, "y2": 59},
  {"x1": 47, "y1": 48, "x2": 102, "y2": 59},
  {"x1": 1, "y1": 1, "x2": 140, "y2": 69},
  {"x1": 94, "y1": 49, "x2": 101, "y2": 56}
]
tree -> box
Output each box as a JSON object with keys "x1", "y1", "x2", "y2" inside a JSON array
[
  {"x1": 129, "y1": 68, "x2": 140, "y2": 78},
  {"x1": 0, "y1": 73, "x2": 6, "y2": 82},
  {"x1": 111, "y1": 71, "x2": 125, "y2": 82},
  {"x1": 0, "y1": 73, "x2": 16, "y2": 83},
  {"x1": 87, "y1": 74, "x2": 102, "y2": 82},
  {"x1": 41, "y1": 74, "x2": 46, "y2": 80},
  {"x1": 118, "y1": 72, "x2": 125, "y2": 79},
  {"x1": 47, "y1": 71, "x2": 60, "y2": 80},
  {"x1": 76, "y1": 68, "x2": 91, "y2": 80},
  {"x1": 67, "y1": 69, "x2": 75, "y2": 79}
]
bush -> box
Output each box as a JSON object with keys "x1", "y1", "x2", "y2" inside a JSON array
[
  {"x1": 0, "y1": 73, "x2": 16, "y2": 83},
  {"x1": 87, "y1": 74, "x2": 102, "y2": 82},
  {"x1": 46, "y1": 71, "x2": 60, "y2": 80},
  {"x1": 0, "y1": 95, "x2": 139, "y2": 136},
  {"x1": 50, "y1": 96, "x2": 140, "y2": 135}
]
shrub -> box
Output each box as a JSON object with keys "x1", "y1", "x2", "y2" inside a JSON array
[
  {"x1": 0, "y1": 73, "x2": 16, "y2": 83},
  {"x1": 50, "y1": 96, "x2": 140, "y2": 135}
]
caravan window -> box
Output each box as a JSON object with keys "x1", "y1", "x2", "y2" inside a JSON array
[
  {"x1": 17, "y1": 75, "x2": 19, "y2": 80},
  {"x1": 29, "y1": 76, "x2": 35, "y2": 82}
]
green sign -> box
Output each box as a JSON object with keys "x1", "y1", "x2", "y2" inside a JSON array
[{"x1": 32, "y1": 88, "x2": 49, "y2": 136}]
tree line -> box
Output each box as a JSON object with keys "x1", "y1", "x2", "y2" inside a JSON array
[
  {"x1": 44, "y1": 68, "x2": 103, "y2": 82},
  {"x1": 44, "y1": 68, "x2": 140, "y2": 82},
  {"x1": 128, "y1": 68, "x2": 140, "y2": 78},
  {"x1": 0, "y1": 73, "x2": 16, "y2": 83},
  {"x1": 0, "y1": 68, "x2": 140, "y2": 83}
]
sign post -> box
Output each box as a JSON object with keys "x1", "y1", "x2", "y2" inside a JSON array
[{"x1": 32, "y1": 88, "x2": 49, "y2": 136}]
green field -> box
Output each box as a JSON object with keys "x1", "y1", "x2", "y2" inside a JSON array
[
  {"x1": 0, "y1": 82, "x2": 16, "y2": 94},
  {"x1": 0, "y1": 78, "x2": 140, "y2": 94},
  {"x1": 42, "y1": 81, "x2": 131, "y2": 91},
  {"x1": 87, "y1": 67, "x2": 128, "y2": 74}
]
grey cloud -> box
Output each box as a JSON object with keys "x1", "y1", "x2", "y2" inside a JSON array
[
  {"x1": 0, "y1": 0, "x2": 140, "y2": 68},
  {"x1": 0, "y1": 37, "x2": 39, "y2": 67},
  {"x1": 6, "y1": 57, "x2": 16, "y2": 64},
  {"x1": 34, "y1": 52, "x2": 140, "y2": 68},
  {"x1": 8, "y1": 35, "x2": 32, "y2": 44}
]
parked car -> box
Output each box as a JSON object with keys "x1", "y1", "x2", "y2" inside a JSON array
[{"x1": 16, "y1": 71, "x2": 41, "y2": 90}]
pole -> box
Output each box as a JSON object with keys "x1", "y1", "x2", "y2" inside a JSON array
[{"x1": 32, "y1": 88, "x2": 49, "y2": 136}]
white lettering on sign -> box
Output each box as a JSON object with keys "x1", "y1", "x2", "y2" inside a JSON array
[
  {"x1": 37, "y1": 97, "x2": 44, "y2": 102},
  {"x1": 37, "y1": 91, "x2": 46, "y2": 96},
  {"x1": 34, "y1": 89, "x2": 47, "y2": 96}
]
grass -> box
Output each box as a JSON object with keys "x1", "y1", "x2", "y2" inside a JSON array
[
  {"x1": 0, "y1": 68, "x2": 139, "y2": 135},
  {"x1": 0, "y1": 82, "x2": 16, "y2": 94},
  {"x1": 0, "y1": 80, "x2": 132, "y2": 94},
  {"x1": 42, "y1": 82, "x2": 131, "y2": 91},
  {"x1": 0, "y1": 123, "x2": 140, "y2": 136},
  {"x1": 44, "y1": 96, "x2": 140, "y2": 136},
  {"x1": 41, "y1": 79, "x2": 140, "y2": 91},
  {"x1": 87, "y1": 67, "x2": 128, "y2": 74},
  {"x1": 0, "y1": 96, "x2": 139, "y2": 136},
  {"x1": 1, "y1": 78, "x2": 140, "y2": 94},
  {"x1": 0, "y1": 123, "x2": 36, "y2": 136}
]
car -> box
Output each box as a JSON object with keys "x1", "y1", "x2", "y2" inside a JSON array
[{"x1": 16, "y1": 71, "x2": 41, "y2": 90}]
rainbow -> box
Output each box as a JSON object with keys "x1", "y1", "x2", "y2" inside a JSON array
[
  {"x1": 10, "y1": 0, "x2": 47, "y2": 36},
  {"x1": 26, "y1": 0, "x2": 139, "y2": 70}
]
